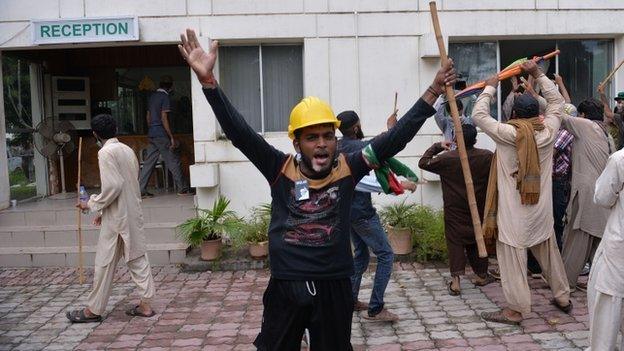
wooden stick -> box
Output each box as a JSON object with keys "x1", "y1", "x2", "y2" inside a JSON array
[
  {"x1": 76, "y1": 137, "x2": 85, "y2": 284},
  {"x1": 393, "y1": 92, "x2": 398, "y2": 113},
  {"x1": 429, "y1": 1, "x2": 487, "y2": 258},
  {"x1": 598, "y1": 58, "x2": 624, "y2": 89}
]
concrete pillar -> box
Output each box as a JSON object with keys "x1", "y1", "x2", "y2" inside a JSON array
[
  {"x1": 190, "y1": 35, "x2": 220, "y2": 210},
  {"x1": 0, "y1": 51, "x2": 11, "y2": 209},
  {"x1": 29, "y1": 63, "x2": 48, "y2": 196}
]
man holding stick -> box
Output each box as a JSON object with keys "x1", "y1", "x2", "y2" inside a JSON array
[
  {"x1": 473, "y1": 61, "x2": 572, "y2": 325},
  {"x1": 67, "y1": 114, "x2": 155, "y2": 323},
  {"x1": 178, "y1": 28, "x2": 455, "y2": 349}
]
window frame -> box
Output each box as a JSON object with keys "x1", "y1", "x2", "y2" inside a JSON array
[{"x1": 218, "y1": 42, "x2": 304, "y2": 135}]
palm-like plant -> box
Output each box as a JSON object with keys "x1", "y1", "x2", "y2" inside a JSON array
[
  {"x1": 177, "y1": 196, "x2": 240, "y2": 248},
  {"x1": 379, "y1": 200, "x2": 415, "y2": 229}
]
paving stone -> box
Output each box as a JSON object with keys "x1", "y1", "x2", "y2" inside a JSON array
[{"x1": 0, "y1": 262, "x2": 591, "y2": 351}]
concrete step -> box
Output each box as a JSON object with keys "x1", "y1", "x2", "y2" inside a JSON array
[
  {"x1": 0, "y1": 206, "x2": 196, "y2": 226},
  {"x1": 0, "y1": 243, "x2": 188, "y2": 267},
  {"x1": 0, "y1": 222, "x2": 184, "y2": 248}
]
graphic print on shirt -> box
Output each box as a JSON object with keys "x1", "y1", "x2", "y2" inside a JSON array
[{"x1": 284, "y1": 185, "x2": 340, "y2": 247}]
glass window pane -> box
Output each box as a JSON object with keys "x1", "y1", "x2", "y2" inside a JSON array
[
  {"x1": 449, "y1": 42, "x2": 498, "y2": 118},
  {"x1": 558, "y1": 40, "x2": 613, "y2": 106},
  {"x1": 261, "y1": 45, "x2": 303, "y2": 132},
  {"x1": 219, "y1": 46, "x2": 262, "y2": 132}
]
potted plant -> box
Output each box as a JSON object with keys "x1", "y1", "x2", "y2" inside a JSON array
[
  {"x1": 380, "y1": 201, "x2": 414, "y2": 255},
  {"x1": 232, "y1": 204, "x2": 271, "y2": 259},
  {"x1": 177, "y1": 196, "x2": 239, "y2": 261}
]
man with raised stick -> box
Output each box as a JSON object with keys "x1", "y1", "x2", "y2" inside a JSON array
[{"x1": 473, "y1": 61, "x2": 572, "y2": 325}]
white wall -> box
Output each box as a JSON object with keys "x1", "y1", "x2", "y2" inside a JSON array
[{"x1": 1, "y1": 0, "x2": 623, "y2": 215}]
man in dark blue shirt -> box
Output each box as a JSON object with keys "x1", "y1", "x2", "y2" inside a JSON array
[
  {"x1": 138, "y1": 76, "x2": 191, "y2": 197},
  {"x1": 337, "y1": 111, "x2": 416, "y2": 322}
]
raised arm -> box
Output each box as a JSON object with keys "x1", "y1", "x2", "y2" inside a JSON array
[
  {"x1": 471, "y1": 77, "x2": 517, "y2": 145},
  {"x1": 554, "y1": 74, "x2": 572, "y2": 104},
  {"x1": 598, "y1": 84, "x2": 615, "y2": 120},
  {"x1": 418, "y1": 142, "x2": 449, "y2": 174},
  {"x1": 179, "y1": 29, "x2": 286, "y2": 181},
  {"x1": 594, "y1": 152, "x2": 624, "y2": 208},
  {"x1": 534, "y1": 72, "x2": 564, "y2": 133},
  {"x1": 433, "y1": 96, "x2": 448, "y2": 133},
  {"x1": 367, "y1": 60, "x2": 456, "y2": 164}
]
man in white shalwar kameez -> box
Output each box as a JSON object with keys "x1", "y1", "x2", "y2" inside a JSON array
[
  {"x1": 66, "y1": 114, "x2": 155, "y2": 323},
  {"x1": 586, "y1": 148, "x2": 624, "y2": 351}
]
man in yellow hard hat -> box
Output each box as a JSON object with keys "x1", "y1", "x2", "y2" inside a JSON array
[{"x1": 179, "y1": 28, "x2": 456, "y2": 350}]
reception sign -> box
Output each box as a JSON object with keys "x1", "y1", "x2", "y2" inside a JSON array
[{"x1": 32, "y1": 16, "x2": 139, "y2": 45}]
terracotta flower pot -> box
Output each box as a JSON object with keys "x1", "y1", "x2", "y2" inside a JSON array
[
  {"x1": 248, "y1": 241, "x2": 269, "y2": 259},
  {"x1": 387, "y1": 226, "x2": 413, "y2": 255},
  {"x1": 200, "y1": 238, "x2": 222, "y2": 261}
]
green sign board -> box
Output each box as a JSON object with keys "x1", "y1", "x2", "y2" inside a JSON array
[{"x1": 32, "y1": 16, "x2": 138, "y2": 45}]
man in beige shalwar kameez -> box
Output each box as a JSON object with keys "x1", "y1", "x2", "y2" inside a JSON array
[
  {"x1": 587, "y1": 148, "x2": 624, "y2": 351},
  {"x1": 559, "y1": 99, "x2": 613, "y2": 291},
  {"x1": 67, "y1": 114, "x2": 155, "y2": 323},
  {"x1": 472, "y1": 61, "x2": 571, "y2": 325}
]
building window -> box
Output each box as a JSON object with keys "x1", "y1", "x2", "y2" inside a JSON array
[
  {"x1": 219, "y1": 45, "x2": 303, "y2": 133},
  {"x1": 558, "y1": 40, "x2": 613, "y2": 105},
  {"x1": 448, "y1": 42, "x2": 498, "y2": 118},
  {"x1": 451, "y1": 39, "x2": 614, "y2": 119}
]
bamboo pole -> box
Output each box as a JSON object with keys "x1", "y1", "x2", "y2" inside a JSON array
[
  {"x1": 598, "y1": 58, "x2": 624, "y2": 90},
  {"x1": 429, "y1": 1, "x2": 487, "y2": 258},
  {"x1": 393, "y1": 92, "x2": 398, "y2": 113},
  {"x1": 76, "y1": 137, "x2": 85, "y2": 284}
]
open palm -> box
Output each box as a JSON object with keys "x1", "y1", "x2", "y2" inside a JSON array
[{"x1": 179, "y1": 29, "x2": 218, "y2": 83}]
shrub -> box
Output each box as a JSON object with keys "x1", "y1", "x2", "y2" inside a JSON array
[
  {"x1": 408, "y1": 206, "x2": 447, "y2": 262},
  {"x1": 231, "y1": 203, "x2": 271, "y2": 247}
]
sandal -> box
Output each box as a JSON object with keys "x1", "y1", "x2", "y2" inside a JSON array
[
  {"x1": 125, "y1": 305, "x2": 156, "y2": 318},
  {"x1": 447, "y1": 282, "x2": 461, "y2": 296},
  {"x1": 66, "y1": 309, "x2": 102, "y2": 323},
  {"x1": 551, "y1": 299, "x2": 573, "y2": 314},
  {"x1": 474, "y1": 274, "x2": 496, "y2": 287},
  {"x1": 481, "y1": 310, "x2": 521, "y2": 325}
]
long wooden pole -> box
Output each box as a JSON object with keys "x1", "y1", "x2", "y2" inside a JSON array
[
  {"x1": 429, "y1": 1, "x2": 487, "y2": 258},
  {"x1": 393, "y1": 92, "x2": 398, "y2": 113},
  {"x1": 76, "y1": 137, "x2": 85, "y2": 284},
  {"x1": 598, "y1": 58, "x2": 624, "y2": 89}
]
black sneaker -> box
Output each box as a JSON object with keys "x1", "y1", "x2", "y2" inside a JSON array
[{"x1": 141, "y1": 192, "x2": 154, "y2": 199}]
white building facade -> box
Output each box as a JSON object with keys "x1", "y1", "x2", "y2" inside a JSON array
[{"x1": 1, "y1": 0, "x2": 623, "y2": 215}]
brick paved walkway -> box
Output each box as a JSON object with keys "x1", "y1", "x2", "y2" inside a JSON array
[{"x1": 0, "y1": 263, "x2": 591, "y2": 350}]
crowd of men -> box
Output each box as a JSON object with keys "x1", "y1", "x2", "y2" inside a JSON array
[{"x1": 64, "y1": 28, "x2": 623, "y2": 351}]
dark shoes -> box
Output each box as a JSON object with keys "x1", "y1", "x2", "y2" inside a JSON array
[
  {"x1": 141, "y1": 192, "x2": 154, "y2": 199},
  {"x1": 66, "y1": 309, "x2": 102, "y2": 323},
  {"x1": 363, "y1": 308, "x2": 399, "y2": 322},
  {"x1": 177, "y1": 189, "x2": 195, "y2": 196}
]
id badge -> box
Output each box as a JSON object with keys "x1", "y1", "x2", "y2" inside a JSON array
[{"x1": 294, "y1": 179, "x2": 310, "y2": 201}]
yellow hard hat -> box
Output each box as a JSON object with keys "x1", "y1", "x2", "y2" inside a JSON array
[{"x1": 288, "y1": 96, "x2": 340, "y2": 139}]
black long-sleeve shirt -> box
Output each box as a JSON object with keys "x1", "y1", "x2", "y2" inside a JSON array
[{"x1": 204, "y1": 86, "x2": 436, "y2": 279}]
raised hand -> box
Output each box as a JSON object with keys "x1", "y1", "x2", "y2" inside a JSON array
[
  {"x1": 178, "y1": 29, "x2": 218, "y2": 85},
  {"x1": 431, "y1": 58, "x2": 457, "y2": 95},
  {"x1": 387, "y1": 109, "x2": 398, "y2": 130},
  {"x1": 485, "y1": 75, "x2": 498, "y2": 88},
  {"x1": 520, "y1": 59, "x2": 541, "y2": 78}
]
